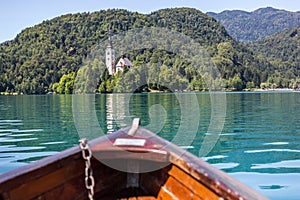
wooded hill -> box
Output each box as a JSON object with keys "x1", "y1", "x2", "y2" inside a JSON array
[
  {"x1": 248, "y1": 26, "x2": 300, "y2": 89},
  {"x1": 0, "y1": 8, "x2": 297, "y2": 94},
  {"x1": 208, "y1": 7, "x2": 300, "y2": 42}
]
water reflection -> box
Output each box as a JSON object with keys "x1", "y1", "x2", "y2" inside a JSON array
[
  {"x1": 106, "y1": 94, "x2": 115, "y2": 133},
  {"x1": 105, "y1": 94, "x2": 131, "y2": 133}
]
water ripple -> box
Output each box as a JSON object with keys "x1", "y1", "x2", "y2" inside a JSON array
[
  {"x1": 202, "y1": 155, "x2": 227, "y2": 161},
  {"x1": 0, "y1": 137, "x2": 38, "y2": 142},
  {"x1": 245, "y1": 149, "x2": 300, "y2": 153},
  {"x1": 212, "y1": 162, "x2": 240, "y2": 170},
  {"x1": 251, "y1": 160, "x2": 300, "y2": 169},
  {"x1": 179, "y1": 145, "x2": 194, "y2": 149},
  {"x1": 263, "y1": 142, "x2": 289, "y2": 146},
  {"x1": 40, "y1": 141, "x2": 67, "y2": 145},
  {"x1": 0, "y1": 120, "x2": 22, "y2": 123},
  {"x1": 11, "y1": 129, "x2": 43, "y2": 133}
]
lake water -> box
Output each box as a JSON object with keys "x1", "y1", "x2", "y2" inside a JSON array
[{"x1": 0, "y1": 92, "x2": 300, "y2": 200}]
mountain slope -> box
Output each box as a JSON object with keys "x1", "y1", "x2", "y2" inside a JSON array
[
  {"x1": 208, "y1": 7, "x2": 300, "y2": 42},
  {"x1": 0, "y1": 8, "x2": 275, "y2": 94},
  {"x1": 0, "y1": 9, "x2": 147, "y2": 94},
  {"x1": 248, "y1": 26, "x2": 300, "y2": 78}
]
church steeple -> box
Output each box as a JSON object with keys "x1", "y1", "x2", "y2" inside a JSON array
[{"x1": 106, "y1": 29, "x2": 115, "y2": 75}]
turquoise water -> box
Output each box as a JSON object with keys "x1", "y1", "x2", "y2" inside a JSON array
[{"x1": 0, "y1": 92, "x2": 299, "y2": 199}]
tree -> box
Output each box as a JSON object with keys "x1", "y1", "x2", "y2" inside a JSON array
[
  {"x1": 227, "y1": 75, "x2": 245, "y2": 91},
  {"x1": 54, "y1": 72, "x2": 75, "y2": 94}
]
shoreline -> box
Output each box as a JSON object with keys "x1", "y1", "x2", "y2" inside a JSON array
[
  {"x1": 253, "y1": 88, "x2": 295, "y2": 92},
  {"x1": 1, "y1": 88, "x2": 299, "y2": 96}
]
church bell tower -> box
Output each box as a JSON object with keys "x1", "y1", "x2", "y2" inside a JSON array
[{"x1": 106, "y1": 30, "x2": 115, "y2": 75}]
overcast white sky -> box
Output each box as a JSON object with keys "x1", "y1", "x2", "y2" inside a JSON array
[{"x1": 1, "y1": 0, "x2": 299, "y2": 42}]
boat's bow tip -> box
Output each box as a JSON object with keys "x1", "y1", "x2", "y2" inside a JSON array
[{"x1": 127, "y1": 118, "x2": 141, "y2": 136}]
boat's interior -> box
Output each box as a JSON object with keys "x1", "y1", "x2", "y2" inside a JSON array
[
  {"x1": 98, "y1": 163, "x2": 221, "y2": 200},
  {"x1": 89, "y1": 143, "x2": 223, "y2": 200}
]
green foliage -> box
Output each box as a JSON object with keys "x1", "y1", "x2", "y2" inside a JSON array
[
  {"x1": 208, "y1": 7, "x2": 300, "y2": 42},
  {"x1": 0, "y1": 9, "x2": 145, "y2": 94},
  {"x1": 0, "y1": 7, "x2": 298, "y2": 94},
  {"x1": 53, "y1": 72, "x2": 75, "y2": 94},
  {"x1": 150, "y1": 8, "x2": 232, "y2": 46},
  {"x1": 249, "y1": 27, "x2": 300, "y2": 81},
  {"x1": 74, "y1": 59, "x2": 105, "y2": 94},
  {"x1": 189, "y1": 76, "x2": 207, "y2": 91},
  {"x1": 102, "y1": 63, "x2": 189, "y2": 93},
  {"x1": 225, "y1": 75, "x2": 245, "y2": 91}
]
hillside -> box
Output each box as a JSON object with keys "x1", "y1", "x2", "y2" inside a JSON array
[
  {"x1": 0, "y1": 8, "x2": 280, "y2": 94},
  {"x1": 0, "y1": 9, "x2": 145, "y2": 94},
  {"x1": 248, "y1": 26, "x2": 300, "y2": 81},
  {"x1": 208, "y1": 7, "x2": 300, "y2": 42}
]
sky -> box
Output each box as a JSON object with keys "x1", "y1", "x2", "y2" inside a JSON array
[{"x1": 1, "y1": 0, "x2": 300, "y2": 43}]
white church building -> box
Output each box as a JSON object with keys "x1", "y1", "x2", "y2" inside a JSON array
[
  {"x1": 105, "y1": 33, "x2": 133, "y2": 75},
  {"x1": 116, "y1": 57, "x2": 133, "y2": 73}
]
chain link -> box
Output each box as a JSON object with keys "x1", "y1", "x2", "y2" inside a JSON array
[{"x1": 79, "y1": 138, "x2": 95, "y2": 200}]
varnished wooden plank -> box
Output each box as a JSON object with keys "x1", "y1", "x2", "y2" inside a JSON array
[
  {"x1": 168, "y1": 165, "x2": 220, "y2": 200},
  {"x1": 99, "y1": 187, "x2": 157, "y2": 200},
  {"x1": 9, "y1": 160, "x2": 84, "y2": 200},
  {"x1": 33, "y1": 173, "x2": 87, "y2": 200},
  {"x1": 142, "y1": 164, "x2": 202, "y2": 200},
  {"x1": 157, "y1": 187, "x2": 176, "y2": 200},
  {"x1": 137, "y1": 197, "x2": 157, "y2": 200},
  {"x1": 160, "y1": 176, "x2": 195, "y2": 200},
  {"x1": 0, "y1": 149, "x2": 81, "y2": 193}
]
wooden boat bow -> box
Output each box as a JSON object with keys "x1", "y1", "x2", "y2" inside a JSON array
[{"x1": 0, "y1": 119, "x2": 268, "y2": 200}]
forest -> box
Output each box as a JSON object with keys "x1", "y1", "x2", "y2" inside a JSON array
[
  {"x1": 0, "y1": 8, "x2": 299, "y2": 94},
  {"x1": 208, "y1": 7, "x2": 300, "y2": 42}
]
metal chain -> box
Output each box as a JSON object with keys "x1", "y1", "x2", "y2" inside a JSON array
[{"x1": 79, "y1": 138, "x2": 95, "y2": 200}]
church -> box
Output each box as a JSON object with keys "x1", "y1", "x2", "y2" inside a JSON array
[
  {"x1": 115, "y1": 56, "x2": 133, "y2": 73},
  {"x1": 105, "y1": 33, "x2": 133, "y2": 75}
]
